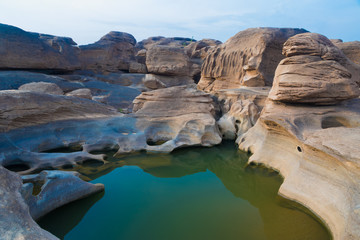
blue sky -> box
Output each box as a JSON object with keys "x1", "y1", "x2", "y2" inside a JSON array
[{"x1": 0, "y1": 0, "x2": 359, "y2": 45}]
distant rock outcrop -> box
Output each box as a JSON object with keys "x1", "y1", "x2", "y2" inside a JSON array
[
  {"x1": 79, "y1": 31, "x2": 137, "y2": 73},
  {"x1": 269, "y1": 33, "x2": 360, "y2": 105},
  {"x1": 198, "y1": 28, "x2": 308, "y2": 91},
  {"x1": 333, "y1": 40, "x2": 360, "y2": 65},
  {"x1": 0, "y1": 24, "x2": 80, "y2": 71}
]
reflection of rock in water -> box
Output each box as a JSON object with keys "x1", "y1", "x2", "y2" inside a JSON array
[
  {"x1": 37, "y1": 191, "x2": 104, "y2": 239},
  {"x1": 68, "y1": 142, "x2": 329, "y2": 240}
]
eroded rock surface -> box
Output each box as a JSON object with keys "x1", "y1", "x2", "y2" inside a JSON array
[
  {"x1": 198, "y1": 28, "x2": 308, "y2": 91},
  {"x1": 269, "y1": 33, "x2": 360, "y2": 104},
  {"x1": 0, "y1": 166, "x2": 57, "y2": 240},
  {"x1": 332, "y1": 40, "x2": 360, "y2": 65},
  {"x1": 19, "y1": 82, "x2": 64, "y2": 95}
]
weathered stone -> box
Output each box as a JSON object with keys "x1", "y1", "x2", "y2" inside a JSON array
[
  {"x1": 333, "y1": 41, "x2": 360, "y2": 65},
  {"x1": 19, "y1": 82, "x2": 64, "y2": 95},
  {"x1": 146, "y1": 45, "x2": 192, "y2": 76},
  {"x1": 136, "y1": 36, "x2": 195, "y2": 50},
  {"x1": 129, "y1": 62, "x2": 147, "y2": 73},
  {"x1": 238, "y1": 99, "x2": 360, "y2": 240},
  {"x1": 198, "y1": 28, "x2": 308, "y2": 91},
  {"x1": 269, "y1": 33, "x2": 360, "y2": 105},
  {"x1": 143, "y1": 76, "x2": 166, "y2": 90},
  {"x1": 0, "y1": 90, "x2": 118, "y2": 132},
  {"x1": 79, "y1": 31, "x2": 136, "y2": 73},
  {"x1": 0, "y1": 23, "x2": 80, "y2": 71},
  {"x1": 65, "y1": 88, "x2": 92, "y2": 99},
  {"x1": 0, "y1": 166, "x2": 57, "y2": 240},
  {"x1": 21, "y1": 170, "x2": 104, "y2": 220},
  {"x1": 185, "y1": 38, "x2": 222, "y2": 59},
  {"x1": 143, "y1": 74, "x2": 194, "y2": 88}
]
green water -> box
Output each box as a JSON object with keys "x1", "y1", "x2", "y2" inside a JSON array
[{"x1": 38, "y1": 142, "x2": 331, "y2": 240}]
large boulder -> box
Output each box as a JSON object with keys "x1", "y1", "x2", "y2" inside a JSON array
[
  {"x1": 136, "y1": 36, "x2": 195, "y2": 50},
  {"x1": 133, "y1": 85, "x2": 222, "y2": 152},
  {"x1": 269, "y1": 33, "x2": 360, "y2": 105},
  {"x1": 198, "y1": 28, "x2": 308, "y2": 91},
  {"x1": 0, "y1": 24, "x2": 80, "y2": 71},
  {"x1": 19, "y1": 82, "x2": 64, "y2": 95},
  {"x1": 79, "y1": 31, "x2": 136, "y2": 73},
  {"x1": 0, "y1": 90, "x2": 118, "y2": 132},
  {"x1": 185, "y1": 38, "x2": 222, "y2": 59},
  {"x1": 0, "y1": 166, "x2": 57, "y2": 240},
  {"x1": 333, "y1": 40, "x2": 360, "y2": 65}
]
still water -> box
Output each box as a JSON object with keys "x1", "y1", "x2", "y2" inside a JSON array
[{"x1": 38, "y1": 142, "x2": 330, "y2": 240}]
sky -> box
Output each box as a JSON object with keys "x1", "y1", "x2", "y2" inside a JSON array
[{"x1": 0, "y1": 0, "x2": 359, "y2": 45}]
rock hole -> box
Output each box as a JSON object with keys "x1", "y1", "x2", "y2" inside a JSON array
[
  {"x1": 42, "y1": 145, "x2": 83, "y2": 153},
  {"x1": 146, "y1": 139, "x2": 168, "y2": 146},
  {"x1": 62, "y1": 164, "x2": 74, "y2": 170},
  {"x1": 80, "y1": 159, "x2": 104, "y2": 167},
  {"x1": 235, "y1": 120, "x2": 241, "y2": 124},
  {"x1": 193, "y1": 73, "x2": 201, "y2": 84},
  {"x1": 297, "y1": 146, "x2": 302, "y2": 152},
  {"x1": 4, "y1": 162, "x2": 30, "y2": 172},
  {"x1": 321, "y1": 116, "x2": 348, "y2": 129}
]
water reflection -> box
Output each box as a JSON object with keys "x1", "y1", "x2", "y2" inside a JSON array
[{"x1": 39, "y1": 142, "x2": 330, "y2": 240}]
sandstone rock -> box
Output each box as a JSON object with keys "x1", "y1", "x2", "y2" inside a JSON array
[
  {"x1": 0, "y1": 166, "x2": 57, "y2": 240},
  {"x1": 146, "y1": 45, "x2": 192, "y2": 76},
  {"x1": 65, "y1": 88, "x2": 92, "y2": 99},
  {"x1": 133, "y1": 85, "x2": 222, "y2": 152},
  {"x1": 185, "y1": 38, "x2": 222, "y2": 59},
  {"x1": 0, "y1": 23, "x2": 80, "y2": 71},
  {"x1": 19, "y1": 82, "x2": 64, "y2": 95},
  {"x1": 21, "y1": 170, "x2": 104, "y2": 220},
  {"x1": 129, "y1": 62, "x2": 147, "y2": 73},
  {"x1": 269, "y1": 33, "x2": 360, "y2": 105},
  {"x1": 136, "y1": 36, "x2": 195, "y2": 50},
  {"x1": 143, "y1": 76, "x2": 166, "y2": 90},
  {"x1": 79, "y1": 31, "x2": 136, "y2": 73},
  {"x1": 198, "y1": 28, "x2": 308, "y2": 91},
  {"x1": 333, "y1": 41, "x2": 360, "y2": 65},
  {"x1": 0, "y1": 90, "x2": 118, "y2": 132},
  {"x1": 238, "y1": 99, "x2": 360, "y2": 240},
  {"x1": 143, "y1": 74, "x2": 194, "y2": 88},
  {"x1": 281, "y1": 33, "x2": 360, "y2": 87}
]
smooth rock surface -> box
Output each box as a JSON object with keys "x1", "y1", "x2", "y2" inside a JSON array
[
  {"x1": 269, "y1": 33, "x2": 360, "y2": 104},
  {"x1": 19, "y1": 82, "x2": 64, "y2": 95},
  {"x1": 0, "y1": 166, "x2": 57, "y2": 240},
  {"x1": 65, "y1": 88, "x2": 92, "y2": 99},
  {"x1": 238, "y1": 99, "x2": 360, "y2": 240},
  {"x1": 21, "y1": 170, "x2": 104, "y2": 220},
  {"x1": 198, "y1": 28, "x2": 308, "y2": 91}
]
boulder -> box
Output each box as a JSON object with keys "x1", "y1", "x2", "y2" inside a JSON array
[
  {"x1": 133, "y1": 85, "x2": 222, "y2": 152},
  {"x1": 185, "y1": 38, "x2": 222, "y2": 59},
  {"x1": 0, "y1": 23, "x2": 80, "y2": 71},
  {"x1": 198, "y1": 28, "x2": 308, "y2": 91},
  {"x1": 0, "y1": 90, "x2": 118, "y2": 132},
  {"x1": 136, "y1": 36, "x2": 195, "y2": 50},
  {"x1": 146, "y1": 45, "x2": 192, "y2": 76},
  {"x1": 65, "y1": 88, "x2": 92, "y2": 99},
  {"x1": 269, "y1": 33, "x2": 360, "y2": 105},
  {"x1": 333, "y1": 41, "x2": 360, "y2": 65},
  {"x1": 21, "y1": 170, "x2": 104, "y2": 220},
  {"x1": 0, "y1": 166, "x2": 58, "y2": 240},
  {"x1": 19, "y1": 82, "x2": 64, "y2": 95},
  {"x1": 79, "y1": 31, "x2": 136, "y2": 73},
  {"x1": 129, "y1": 62, "x2": 147, "y2": 74}
]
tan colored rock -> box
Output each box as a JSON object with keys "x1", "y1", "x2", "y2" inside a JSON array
[
  {"x1": 143, "y1": 76, "x2": 166, "y2": 90},
  {"x1": 65, "y1": 88, "x2": 92, "y2": 99},
  {"x1": 79, "y1": 31, "x2": 136, "y2": 73},
  {"x1": 146, "y1": 45, "x2": 192, "y2": 76},
  {"x1": 129, "y1": 62, "x2": 147, "y2": 73},
  {"x1": 0, "y1": 90, "x2": 118, "y2": 132},
  {"x1": 133, "y1": 85, "x2": 222, "y2": 152},
  {"x1": 18, "y1": 82, "x2": 64, "y2": 95},
  {"x1": 238, "y1": 99, "x2": 360, "y2": 240},
  {"x1": 0, "y1": 23, "x2": 80, "y2": 71},
  {"x1": 136, "y1": 36, "x2": 194, "y2": 50},
  {"x1": 269, "y1": 33, "x2": 360, "y2": 105},
  {"x1": 198, "y1": 28, "x2": 308, "y2": 91},
  {"x1": 333, "y1": 41, "x2": 360, "y2": 65},
  {"x1": 185, "y1": 38, "x2": 222, "y2": 59}
]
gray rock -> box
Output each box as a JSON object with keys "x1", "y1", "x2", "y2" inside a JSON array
[
  {"x1": 19, "y1": 82, "x2": 64, "y2": 95},
  {"x1": 66, "y1": 88, "x2": 92, "y2": 99}
]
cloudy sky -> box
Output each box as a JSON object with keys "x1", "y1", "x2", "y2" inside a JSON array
[{"x1": 0, "y1": 0, "x2": 359, "y2": 45}]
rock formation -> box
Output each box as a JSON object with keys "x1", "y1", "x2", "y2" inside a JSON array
[
  {"x1": 19, "y1": 82, "x2": 64, "y2": 95},
  {"x1": 269, "y1": 33, "x2": 360, "y2": 105},
  {"x1": 198, "y1": 28, "x2": 308, "y2": 91},
  {"x1": 79, "y1": 31, "x2": 137, "y2": 73},
  {"x1": 333, "y1": 40, "x2": 360, "y2": 65},
  {"x1": 0, "y1": 24, "x2": 80, "y2": 71}
]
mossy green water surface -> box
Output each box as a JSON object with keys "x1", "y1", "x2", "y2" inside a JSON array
[{"x1": 38, "y1": 142, "x2": 330, "y2": 240}]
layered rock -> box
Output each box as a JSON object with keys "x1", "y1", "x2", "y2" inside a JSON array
[
  {"x1": 269, "y1": 33, "x2": 360, "y2": 105},
  {"x1": 0, "y1": 166, "x2": 57, "y2": 240},
  {"x1": 0, "y1": 24, "x2": 80, "y2": 71},
  {"x1": 333, "y1": 40, "x2": 360, "y2": 65},
  {"x1": 19, "y1": 82, "x2": 64, "y2": 95},
  {"x1": 198, "y1": 28, "x2": 308, "y2": 91},
  {"x1": 0, "y1": 90, "x2": 118, "y2": 132},
  {"x1": 79, "y1": 31, "x2": 136, "y2": 73}
]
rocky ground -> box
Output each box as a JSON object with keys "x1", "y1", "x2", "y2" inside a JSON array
[{"x1": 0, "y1": 23, "x2": 360, "y2": 239}]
